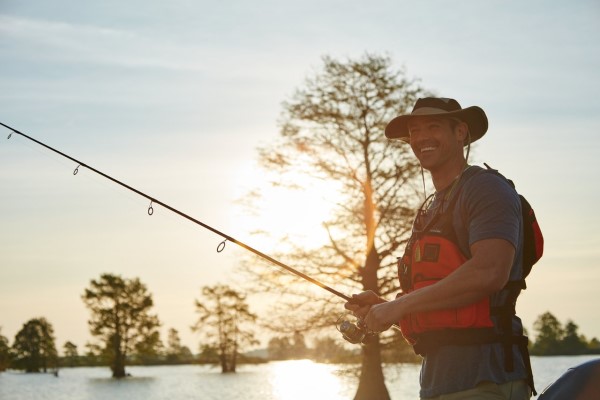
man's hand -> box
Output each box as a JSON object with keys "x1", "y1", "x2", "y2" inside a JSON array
[
  {"x1": 344, "y1": 290, "x2": 392, "y2": 331},
  {"x1": 345, "y1": 291, "x2": 407, "y2": 333},
  {"x1": 344, "y1": 290, "x2": 383, "y2": 318},
  {"x1": 364, "y1": 299, "x2": 404, "y2": 333}
]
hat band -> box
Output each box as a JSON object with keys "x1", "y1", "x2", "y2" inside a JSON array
[{"x1": 411, "y1": 107, "x2": 456, "y2": 116}]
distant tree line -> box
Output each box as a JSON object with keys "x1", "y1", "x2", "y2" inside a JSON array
[
  {"x1": 1, "y1": 274, "x2": 598, "y2": 377},
  {"x1": 266, "y1": 330, "x2": 418, "y2": 364},
  {"x1": 529, "y1": 311, "x2": 600, "y2": 356}
]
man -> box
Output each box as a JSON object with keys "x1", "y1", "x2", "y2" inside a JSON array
[{"x1": 345, "y1": 97, "x2": 534, "y2": 399}]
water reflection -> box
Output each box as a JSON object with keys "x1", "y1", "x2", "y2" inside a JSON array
[
  {"x1": 89, "y1": 376, "x2": 155, "y2": 384},
  {"x1": 269, "y1": 359, "x2": 348, "y2": 400},
  {"x1": 1, "y1": 356, "x2": 594, "y2": 400}
]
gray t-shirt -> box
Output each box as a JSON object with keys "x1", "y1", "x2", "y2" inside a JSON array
[{"x1": 417, "y1": 165, "x2": 529, "y2": 398}]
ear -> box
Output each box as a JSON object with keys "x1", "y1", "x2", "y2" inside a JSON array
[{"x1": 455, "y1": 122, "x2": 468, "y2": 142}]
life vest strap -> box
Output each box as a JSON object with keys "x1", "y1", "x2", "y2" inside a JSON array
[
  {"x1": 413, "y1": 329, "x2": 537, "y2": 395},
  {"x1": 490, "y1": 304, "x2": 516, "y2": 316}
]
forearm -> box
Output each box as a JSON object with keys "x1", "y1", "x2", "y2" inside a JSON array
[
  {"x1": 363, "y1": 239, "x2": 514, "y2": 331},
  {"x1": 405, "y1": 238, "x2": 514, "y2": 313},
  {"x1": 399, "y1": 258, "x2": 498, "y2": 314}
]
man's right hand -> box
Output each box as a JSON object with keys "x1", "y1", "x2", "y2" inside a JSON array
[{"x1": 344, "y1": 290, "x2": 385, "y2": 319}]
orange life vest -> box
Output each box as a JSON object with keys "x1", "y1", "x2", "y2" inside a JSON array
[{"x1": 397, "y1": 194, "x2": 493, "y2": 344}]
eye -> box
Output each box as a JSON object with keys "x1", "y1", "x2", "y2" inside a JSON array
[{"x1": 408, "y1": 124, "x2": 421, "y2": 135}]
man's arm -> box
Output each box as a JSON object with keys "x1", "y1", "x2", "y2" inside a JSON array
[{"x1": 347, "y1": 238, "x2": 515, "y2": 332}]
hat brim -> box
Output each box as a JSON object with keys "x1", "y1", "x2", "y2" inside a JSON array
[{"x1": 385, "y1": 106, "x2": 488, "y2": 145}]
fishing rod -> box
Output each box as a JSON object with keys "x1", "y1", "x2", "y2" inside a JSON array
[{"x1": 1, "y1": 121, "x2": 352, "y2": 302}]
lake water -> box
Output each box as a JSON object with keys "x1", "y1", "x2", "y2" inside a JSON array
[{"x1": 0, "y1": 355, "x2": 597, "y2": 400}]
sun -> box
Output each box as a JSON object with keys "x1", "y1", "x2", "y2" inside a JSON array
[{"x1": 230, "y1": 161, "x2": 341, "y2": 254}]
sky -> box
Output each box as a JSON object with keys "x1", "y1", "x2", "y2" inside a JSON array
[{"x1": 1, "y1": 0, "x2": 599, "y2": 353}]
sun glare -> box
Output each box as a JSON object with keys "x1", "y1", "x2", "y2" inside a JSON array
[
  {"x1": 231, "y1": 162, "x2": 341, "y2": 253},
  {"x1": 269, "y1": 360, "x2": 347, "y2": 400}
]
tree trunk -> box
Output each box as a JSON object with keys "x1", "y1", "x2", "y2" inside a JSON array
[
  {"x1": 231, "y1": 351, "x2": 237, "y2": 372},
  {"x1": 231, "y1": 335, "x2": 238, "y2": 373},
  {"x1": 220, "y1": 352, "x2": 228, "y2": 373},
  {"x1": 112, "y1": 354, "x2": 126, "y2": 378},
  {"x1": 28, "y1": 352, "x2": 40, "y2": 373},
  {"x1": 354, "y1": 336, "x2": 390, "y2": 400},
  {"x1": 112, "y1": 335, "x2": 126, "y2": 378},
  {"x1": 354, "y1": 219, "x2": 390, "y2": 400}
]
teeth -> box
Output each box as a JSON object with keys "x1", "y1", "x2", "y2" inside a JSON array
[{"x1": 421, "y1": 146, "x2": 436, "y2": 152}]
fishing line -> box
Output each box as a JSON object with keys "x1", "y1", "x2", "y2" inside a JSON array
[{"x1": 1, "y1": 121, "x2": 352, "y2": 302}]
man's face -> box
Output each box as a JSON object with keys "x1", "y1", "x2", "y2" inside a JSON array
[{"x1": 407, "y1": 116, "x2": 465, "y2": 172}]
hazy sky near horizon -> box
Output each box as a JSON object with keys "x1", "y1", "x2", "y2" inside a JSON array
[{"x1": 1, "y1": 0, "x2": 599, "y2": 352}]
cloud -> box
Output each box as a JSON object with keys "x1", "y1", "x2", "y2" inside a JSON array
[{"x1": 0, "y1": 15, "x2": 215, "y2": 72}]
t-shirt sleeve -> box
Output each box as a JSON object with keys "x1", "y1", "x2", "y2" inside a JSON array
[{"x1": 461, "y1": 173, "x2": 521, "y2": 249}]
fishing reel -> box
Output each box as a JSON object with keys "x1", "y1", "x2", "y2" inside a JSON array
[{"x1": 336, "y1": 314, "x2": 375, "y2": 345}]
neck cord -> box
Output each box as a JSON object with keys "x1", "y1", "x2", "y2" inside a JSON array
[
  {"x1": 425, "y1": 163, "x2": 471, "y2": 215},
  {"x1": 420, "y1": 166, "x2": 427, "y2": 202}
]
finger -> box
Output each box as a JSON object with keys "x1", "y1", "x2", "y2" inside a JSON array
[
  {"x1": 364, "y1": 310, "x2": 374, "y2": 330},
  {"x1": 348, "y1": 294, "x2": 366, "y2": 306}
]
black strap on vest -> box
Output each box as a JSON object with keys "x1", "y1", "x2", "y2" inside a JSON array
[{"x1": 412, "y1": 328, "x2": 536, "y2": 395}]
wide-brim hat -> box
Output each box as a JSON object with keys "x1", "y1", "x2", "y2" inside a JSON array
[{"x1": 385, "y1": 97, "x2": 488, "y2": 145}]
